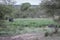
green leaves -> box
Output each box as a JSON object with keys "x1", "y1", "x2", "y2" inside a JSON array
[
  {"x1": 0, "y1": 5, "x2": 14, "y2": 19},
  {"x1": 21, "y1": 3, "x2": 31, "y2": 11},
  {"x1": 40, "y1": 0, "x2": 60, "y2": 23}
]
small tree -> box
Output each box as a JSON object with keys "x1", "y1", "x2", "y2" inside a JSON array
[{"x1": 21, "y1": 3, "x2": 31, "y2": 11}]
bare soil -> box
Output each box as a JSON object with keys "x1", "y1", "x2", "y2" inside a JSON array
[{"x1": 0, "y1": 32, "x2": 60, "y2": 40}]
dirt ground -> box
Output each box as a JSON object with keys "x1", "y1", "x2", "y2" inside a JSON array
[{"x1": 0, "y1": 32, "x2": 60, "y2": 40}]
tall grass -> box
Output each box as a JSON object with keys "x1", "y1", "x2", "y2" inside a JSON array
[
  {"x1": 8, "y1": 18, "x2": 55, "y2": 27},
  {"x1": 0, "y1": 18, "x2": 56, "y2": 36}
]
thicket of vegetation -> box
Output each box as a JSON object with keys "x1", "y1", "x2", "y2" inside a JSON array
[{"x1": 0, "y1": 0, "x2": 60, "y2": 36}]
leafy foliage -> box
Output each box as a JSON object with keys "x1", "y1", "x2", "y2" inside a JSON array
[
  {"x1": 40, "y1": 0, "x2": 60, "y2": 22},
  {"x1": 0, "y1": 5, "x2": 14, "y2": 34},
  {"x1": 21, "y1": 3, "x2": 31, "y2": 11},
  {"x1": 0, "y1": 5, "x2": 14, "y2": 19},
  {"x1": 40, "y1": 0, "x2": 60, "y2": 33}
]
